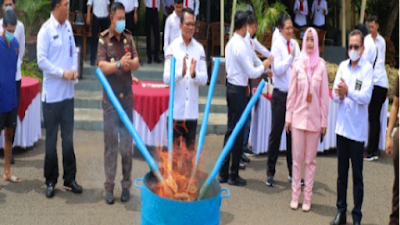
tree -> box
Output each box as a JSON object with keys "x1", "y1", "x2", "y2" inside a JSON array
[{"x1": 382, "y1": 0, "x2": 399, "y2": 38}]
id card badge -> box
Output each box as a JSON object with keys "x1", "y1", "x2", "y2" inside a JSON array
[
  {"x1": 69, "y1": 36, "x2": 72, "y2": 57},
  {"x1": 355, "y1": 79, "x2": 362, "y2": 91},
  {"x1": 306, "y1": 92, "x2": 312, "y2": 103}
]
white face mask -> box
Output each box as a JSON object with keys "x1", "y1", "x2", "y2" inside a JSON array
[{"x1": 348, "y1": 50, "x2": 361, "y2": 61}]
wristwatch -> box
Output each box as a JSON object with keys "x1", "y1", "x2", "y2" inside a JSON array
[{"x1": 117, "y1": 61, "x2": 121, "y2": 69}]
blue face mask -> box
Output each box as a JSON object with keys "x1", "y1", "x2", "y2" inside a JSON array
[
  {"x1": 5, "y1": 31, "x2": 14, "y2": 42},
  {"x1": 4, "y1": 6, "x2": 13, "y2": 12},
  {"x1": 115, "y1": 20, "x2": 125, "y2": 34}
]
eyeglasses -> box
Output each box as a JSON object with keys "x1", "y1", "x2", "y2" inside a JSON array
[
  {"x1": 348, "y1": 45, "x2": 362, "y2": 50},
  {"x1": 184, "y1": 22, "x2": 195, "y2": 27}
]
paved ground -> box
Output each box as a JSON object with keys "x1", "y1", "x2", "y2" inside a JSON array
[{"x1": 0, "y1": 130, "x2": 394, "y2": 225}]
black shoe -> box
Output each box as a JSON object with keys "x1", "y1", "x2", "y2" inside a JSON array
[
  {"x1": 154, "y1": 57, "x2": 162, "y2": 63},
  {"x1": 241, "y1": 154, "x2": 250, "y2": 163},
  {"x1": 227, "y1": 176, "x2": 247, "y2": 186},
  {"x1": 218, "y1": 176, "x2": 228, "y2": 183},
  {"x1": 239, "y1": 161, "x2": 246, "y2": 170},
  {"x1": 46, "y1": 184, "x2": 55, "y2": 198},
  {"x1": 10, "y1": 155, "x2": 14, "y2": 165},
  {"x1": 266, "y1": 176, "x2": 274, "y2": 187},
  {"x1": 330, "y1": 212, "x2": 346, "y2": 225},
  {"x1": 353, "y1": 222, "x2": 360, "y2": 225},
  {"x1": 363, "y1": 153, "x2": 374, "y2": 161},
  {"x1": 105, "y1": 191, "x2": 114, "y2": 205},
  {"x1": 147, "y1": 58, "x2": 152, "y2": 64},
  {"x1": 63, "y1": 180, "x2": 83, "y2": 193},
  {"x1": 121, "y1": 188, "x2": 130, "y2": 202},
  {"x1": 243, "y1": 148, "x2": 256, "y2": 157}
]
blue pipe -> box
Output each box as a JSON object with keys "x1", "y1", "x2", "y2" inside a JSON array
[
  {"x1": 196, "y1": 58, "x2": 220, "y2": 163},
  {"x1": 167, "y1": 58, "x2": 175, "y2": 174},
  {"x1": 95, "y1": 68, "x2": 164, "y2": 182},
  {"x1": 198, "y1": 80, "x2": 266, "y2": 200}
]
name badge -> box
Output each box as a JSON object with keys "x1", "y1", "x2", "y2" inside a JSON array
[
  {"x1": 355, "y1": 79, "x2": 362, "y2": 91},
  {"x1": 53, "y1": 35, "x2": 59, "y2": 40},
  {"x1": 306, "y1": 92, "x2": 312, "y2": 103}
]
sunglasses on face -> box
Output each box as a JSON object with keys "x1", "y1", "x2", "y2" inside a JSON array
[{"x1": 348, "y1": 45, "x2": 362, "y2": 50}]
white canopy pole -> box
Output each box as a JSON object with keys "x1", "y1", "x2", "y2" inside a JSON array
[
  {"x1": 221, "y1": 0, "x2": 224, "y2": 56},
  {"x1": 229, "y1": 0, "x2": 237, "y2": 39},
  {"x1": 359, "y1": 0, "x2": 367, "y2": 24},
  {"x1": 341, "y1": 0, "x2": 346, "y2": 48}
]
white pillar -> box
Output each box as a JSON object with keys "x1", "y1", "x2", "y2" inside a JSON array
[
  {"x1": 229, "y1": 0, "x2": 237, "y2": 39},
  {"x1": 341, "y1": 0, "x2": 346, "y2": 48},
  {"x1": 359, "y1": 0, "x2": 367, "y2": 24},
  {"x1": 221, "y1": 0, "x2": 224, "y2": 56}
]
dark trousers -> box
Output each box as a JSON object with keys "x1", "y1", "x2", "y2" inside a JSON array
[
  {"x1": 11, "y1": 79, "x2": 21, "y2": 145},
  {"x1": 172, "y1": 119, "x2": 197, "y2": 151},
  {"x1": 125, "y1": 10, "x2": 135, "y2": 34},
  {"x1": 145, "y1": 7, "x2": 160, "y2": 59},
  {"x1": 103, "y1": 99, "x2": 133, "y2": 191},
  {"x1": 43, "y1": 98, "x2": 76, "y2": 186},
  {"x1": 162, "y1": 14, "x2": 167, "y2": 52},
  {"x1": 366, "y1": 85, "x2": 388, "y2": 155},
  {"x1": 336, "y1": 135, "x2": 364, "y2": 223},
  {"x1": 243, "y1": 81, "x2": 252, "y2": 150},
  {"x1": 219, "y1": 83, "x2": 247, "y2": 180},
  {"x1": 267, "y1": 88, "x2": 292, "y2": 177},
  {"x1": 90, "y1": 15, "x2": 108, "y2": 64},
  {"x1": 390, "y1": 129, "x2": 399, "y2": 225},
  {"x1": 313, "y1": 24, "x2": 326, "y2": 30}
]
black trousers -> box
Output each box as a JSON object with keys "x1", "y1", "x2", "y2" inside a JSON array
[
  {"x1": 162, "y1": 14, "x2": 167, "y2": 52},
  {"x1": 219, "y1": 83, "x2": 247, "y2": 180},
  {"x1": 336, "y1": 135, "x2": 364, "y2": 223},
  {"x1": 267, "y1": 88, "x2": 292, "y2": 177},
  {"x1": 172, "y1": 119, "x2": 197, "y2": 151},
  {"x1": 366, "y1": 85, "x2": 388, "y2": 155},
  {"x1": 43, "y1": 98, "x2": 76, "y2": 186},
  {"x1": 390, "y1": 129, "x2": 399, "y2": 225},
  {"x1": 90, "y1": 15, "x2": 108, "y2": 64},
  {"x1": 125, "y1": 10, "x2": 135, "y2": 34},
  {"x1": 145, "y1": 7, "x2": 160, "y2": 59},
  {"x1": 11, "y1": 79, "x2": 21, "y2": 145}
]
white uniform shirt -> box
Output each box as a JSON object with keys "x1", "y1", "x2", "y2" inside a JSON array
[
  {"x1": 183, "y1": 0, "x2": 200, "y2": 16},
  {"x1": 164, "y1": 11, "x2": 181, "y2": 53},
  {"x1": 244, "y1": 32, "x2": 263, "y2": 67},
  {"x1": 143, "y1": 0, "x2": 160, "y2": 10},
  {"x1": 311, "y1": 0, "x2": 328, "y2": 26},
  {"x1": 271, "y1": 35, "x2": 300, "y2": 92},
  {"x1": 87, "y1": 0, "x2": 110, "y2": 18},
  {"x1": 163, "y1": 35, "x2": 207, "y2": 120},
  {"x1": 37, "y1": 14, "x2": 78, "y2": 103},
  {"x1": 249, "y1": 36, "x2": 270, "y2": 58},
  {"x1": 271, "y1": 27, "x2": 281, "y2": 47},
  {"x1": 0, "y1": 19, "x2": 25, "y2": 81},
  {"x1": 225, "y1": 33, "x2": 265, "y2": 87},
  {"x1": 365, "y1": 34, "x2": 388, "y2": 88},
  {"x1": 362, "y1": 35, "x2": 377, "y2": 66},
  {"x1": 161, "y1": 0, "x2": 174, "y2": 16},
  {"x1": 332, "y1": 59, "x2": 373, "y2": 142},
  {"x1": 114, "y1": 0, "x2": 138, "y2": 13},
  {"x1": 293, "y1": 0, "x2": 308, "y2": 26}
]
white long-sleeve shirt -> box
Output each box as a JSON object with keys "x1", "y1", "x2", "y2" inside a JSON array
[
  {"x1": 225, "y1": 33, "x2": 265, "y2": 86},
  {"x1": 37, "y1": 14, "x2": 78, "y2": 103},
  {"x1": 332, "y1": 59, "x2": 373, "y2": 142},
  {"x1": 164, "y1": 11, "x2": 181, "y2": 53},
  {"x1": 183, "y1": 0, "x2": 199, "y2": 16},
  {"x1": 246, "y1": 33, "x2": 271, "y2": 58},
  {"x1": 114, "y1": 0, "x2": 138, "y2": 13},
  {"x1": 311, "y1": 0, "x2": 328, "y2": 26},
  {"x1": 163, "y1": 35, "x2": 207, "y2": 120},
  {"x1": 271, "y1": 35, "x2": 300, "y2": 92},
  {"x1": 244, "y1": 32, "x2": 263, "y2": 67},
  {"x1": 365, "y1": 34, "x2": 388, "y2": 88},
  {"x1": 293, "y1": 0, "x2": 309, "y2": 26},
  {"x1": 362, "y1": 34, "x2": 377, "y2": 66},
  {"x1": 87, "y1": 0, "x2": 110, "y2": 18},
  {"x1": 143, "y1": 0, "x2": 160, "y2": 10},
  {"x1": 0, "y1": 19, "x2": 25, "y2": 81},
  {"x1": 161, "y1": 0, "x2": 174, "y2": 16},
  {"x1": 271, "y1": 27, "x2": 281, "y2": 47}
]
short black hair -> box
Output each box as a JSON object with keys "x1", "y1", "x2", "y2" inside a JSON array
[
  {"x1": 51, "y1": 0, "x2": 62, "y2": 11},
  {"x1": 3, "y1": 8, "x2": 16, "y2": 27},
  {"x1": 367, "y1": 15, "x2": 379, "y2": 25},
  {"x1": 277, "y1": 13, "x2": 291, "y2": 29},
  {"x1": 234, "y1": 10, "x2": 247, "y2": 31},
  {"x1": 111, "y1": 2, "x2": 125, "y2": 15},
  {"x1": 0, "y1": 0, "x2": 16, "y2": 6},
  {"x1": 246, "y1": 10, "x2": 257, "y2": 25},
  {"x1": 180, "y1": 7, "x2": 195, "y2": 24},
  {"x1": 174, "y1": 0, "x2": 183, "y2": 4},
  {"x1": 349, "y1": 29, "x2": 365, "y2": 46},
  {"x1": 354, "y1": 24, "x2": 368, "y2": 37}
]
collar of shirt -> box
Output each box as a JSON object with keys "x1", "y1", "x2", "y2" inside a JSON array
[
  {"x1": 50, "y1": 13, "x2": 67, "y2": 29},
  {"x1": 347, "y1": 57, "x2": 366, "y2": 71},
  {"x1": 108, "y1": 28, "x2": 128, "y2": 41},
  {"x1": 177, "y1": 34, "x2": 194, "y2": 48}
]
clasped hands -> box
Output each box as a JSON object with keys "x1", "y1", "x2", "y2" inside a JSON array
[
  {"x1": 182, "y1": 57, "x2": 197, "y2": 78},
  {"x1": 334, "y1": 78, "x2": 348, "y2": 100}
]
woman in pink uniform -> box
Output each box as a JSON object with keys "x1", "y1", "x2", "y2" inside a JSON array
[{"x1": 285, "y1": 27, "x2": 329, "y2": 212}]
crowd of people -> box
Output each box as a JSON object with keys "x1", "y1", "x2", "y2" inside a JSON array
[{"x1": 0, "y1": 0, "x2": 398, "y2": 224}]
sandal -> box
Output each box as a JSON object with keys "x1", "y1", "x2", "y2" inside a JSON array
[{"x1": 4, "y1": 175, "x2": 21, "y2": 183}]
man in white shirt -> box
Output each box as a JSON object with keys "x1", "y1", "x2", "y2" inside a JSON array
[
  {"x1": 310, "y1": 0, "x2": 327, "y2": 29},
  {"x1": 182, "y1": 0, "x2": 199, "y2": 17},
  {"x1": 161, "y1": 0, "x2": 174, "y2": 52},
  {"x1": 271, "y1": 12, "x2": 284, "y2": 47},
  {"x1": 37, "y1": 0, "x2": 82, "y2": 198},
  {"x1": 144, "y1": 0, "x2": 162, "y2": 64},
  {"x1": 86, "y1": 0, "x2": 110, "y2": 66},
  {"x1": 163, "y1": 0, "x2": 183, "y2": 54},
  {"x1": 330, "y1": 29, "x2": 373, "y2": 225},
  {"x1": 114, "y1": 0, "x2": 139, "y2": 34},
  {"x1": 0, "y1": 0, "x2": 25, "y2": 165},
  {"x1": 293, "y1": 0, "x2": 308, "y2": 28},
  {"x1": 364, "y1": 16, "x2": 389, "y2": 161},
  {"x1": 163, "y1": 8, "x2": 207, "y2": 151},
  {"x1": 219, "y1": 10, "x2": 273, "y2": 186}
]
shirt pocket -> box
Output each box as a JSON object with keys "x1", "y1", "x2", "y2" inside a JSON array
[
  {"x1": 297, "y1": 73, "x2": 307, "y2": 91},
  {"x1": 312, "y1": 72, "x2": 322, "y2": 93},
  {"x1": 49, "y1": 37, "x2": 62, "y2": 52}
]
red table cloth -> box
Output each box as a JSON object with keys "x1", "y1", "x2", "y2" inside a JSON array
[{"x1": 18, "y1": 77, "x2": 41, "y2": 121}]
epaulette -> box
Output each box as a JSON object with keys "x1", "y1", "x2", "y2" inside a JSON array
[
  {"x1": 100, "y1": 29, "x2": 109, "y2": 36},
  {"x1": 124, "y1": 29, "x2": 132, "y2": 34}
]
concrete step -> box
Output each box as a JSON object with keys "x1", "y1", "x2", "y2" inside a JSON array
[
  {"x1": 74, "y1": 90, "x2": 228, "y2": 113},
  {"x1": 74, "y1": 108, "x2": 227, "y2": 134}
]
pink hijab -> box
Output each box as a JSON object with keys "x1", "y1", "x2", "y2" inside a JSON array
[{"x1": 300, "y1": 27, "x2": 319, "y2": 101}]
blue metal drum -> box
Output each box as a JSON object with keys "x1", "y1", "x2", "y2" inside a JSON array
[{"x1": 134, "y1": 172, "x2": 230, "y2": 225}]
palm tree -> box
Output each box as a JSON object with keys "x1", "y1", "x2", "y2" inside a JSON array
[{"x1": 16, "y1": 0, "x2": 51, "y2": 40}]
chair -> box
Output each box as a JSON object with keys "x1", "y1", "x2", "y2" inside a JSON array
[
  {"x1": 194, "y1": 21, "x2": 210, "y2": 58},
  {"x1": 260, "y1": 27, "x2": 273, "y2": 50},
  {"x1": 314, "y1": 28, "x2": 327, "y2": 57},
  {"x1": 210, "y1": 22, "x2": 230, "y2": 56},
  {"x1": 69, "y1": 12, "x2": 75, "y2": 24}
]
